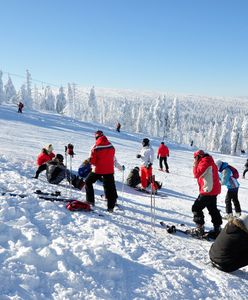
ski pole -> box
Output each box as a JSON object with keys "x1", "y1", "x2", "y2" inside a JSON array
[{"x1": 121, "y1": 169, "x2": 125, "y2": 207}]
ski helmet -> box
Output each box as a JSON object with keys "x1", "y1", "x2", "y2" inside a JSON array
[
  {"x1": 193, "y1": 150, "x2": 205, "y2": 158},
  {"x1": 142, "y1": 138, "x2": 150, "y2": 147},
  {"x1": 95, "y1": 130, "x2": 103, "y2": 139}
]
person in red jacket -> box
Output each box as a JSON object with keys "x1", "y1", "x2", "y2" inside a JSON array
[
  {"x1": 85, "y1": 130, "x2": 118, "y2": 212},
  {"x1": 36, "y1": 144, "x2": 55, "y2": 167},
  {"x1": 157, "y1": 142, "x2": 169, "y2": 172},
  {"x1": 191, "y1": 150, "x2": 222, "y2": 238}
]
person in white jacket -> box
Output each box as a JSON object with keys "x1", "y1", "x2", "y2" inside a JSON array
[{"x1": 136, "y1": 138, "x2": 154, "y2": 190}]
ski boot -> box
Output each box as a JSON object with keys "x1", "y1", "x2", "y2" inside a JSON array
[{"x1": 188, "y1": 225, "x2": 205, "y2": 237}]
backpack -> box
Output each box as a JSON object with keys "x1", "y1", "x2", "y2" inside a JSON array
[
  {"x1": 228, "y1": 165, "x2": 239, "y2": 179},
  {"x1": 66, "y1": 200, "x2": 92, "y2": 211}
]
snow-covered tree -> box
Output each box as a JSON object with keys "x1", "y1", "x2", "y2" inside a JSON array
[
  {"x1": 231, "y1": 117, "x2": 240, "y2": 155},
  {"x1": 40, "y1": 86, "x2": 55, "y2": 111},
  {"x1": 56, "y1": 86, "x2": 66, "y2": 113},
  {"x1": 25, "y1": 69, "x2": 33, "y2": 108},
  {"x1": 210, "y1": 122, "x2": 219, "y2": 151},
  {"x1": 241, "y1": 116, "x2": 248, "y2": 152},
  {"x1": 4, "y1": 76, "x2": 16, "y2": 103},
  {"x1": 219, "y1": 115, "x2": 231, "y2": 154},
  {"x1": 87, "y1": 86, "x2": 98, "y2": 122}
]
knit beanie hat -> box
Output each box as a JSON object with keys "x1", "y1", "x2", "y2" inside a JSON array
[{"x1": 239, "y1": 214, "x2": 248, "y2": 230}]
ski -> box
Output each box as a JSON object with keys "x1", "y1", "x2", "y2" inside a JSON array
[{"x1": 160, "y1": 221, "x2": 213, "y2": 241}]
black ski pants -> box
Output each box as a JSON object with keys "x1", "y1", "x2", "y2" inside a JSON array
[
  {"x1": 85, "y1": 172, "x2": 118, "y2": 210},
  {"x1": 225, "y1": 189, "x2": 241, "y2": 214},
  {"x1": 192, "y1": 195, "x2": 222, "y2": 228},
  {"x1": 159, "y1": 157, "x2": 169, "y2": 171}
]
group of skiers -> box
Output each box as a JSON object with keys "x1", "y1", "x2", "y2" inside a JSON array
[{"x1": 32, "y1": 133, "x2": 248, "y2": 273}]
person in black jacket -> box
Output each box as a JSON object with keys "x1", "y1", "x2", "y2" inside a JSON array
[
  {"x1": 34, "y1": 154, "x2": 84, "y2": 189},
  {"x1": 126, "y1": 167, "x2": 141, "y2": 188},
  {"x1": 243, "y1": 159, "x2": 248, "y2": 179},
  {"x1": 209, "y1": 214, "x2": 248, "y2": 272}
]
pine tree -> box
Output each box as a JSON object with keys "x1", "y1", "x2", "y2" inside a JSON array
[
  {"x1": 241, "y1": 116, "x2": 248, "y2": 152},
  {"x1": 219, "y1": 115, "x2": 231, "y2": 154},
  {"x1": 56, "y1": 86, "x2": 66, "y2": 113},
  {"x1": 231, "y1": 117, "x2": 240, "y2": 155},
  {"x1": 4, "y1": 76, "x2": 16, "y2": 103}
]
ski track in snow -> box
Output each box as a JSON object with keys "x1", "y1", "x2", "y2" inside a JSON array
[{"x1": 0, "y1": 104, "x2": 248, "y2": 299}]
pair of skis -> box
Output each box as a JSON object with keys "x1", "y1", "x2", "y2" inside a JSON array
[{"x1": 160, "y1": 221, "x2": 215, "y2": 241}]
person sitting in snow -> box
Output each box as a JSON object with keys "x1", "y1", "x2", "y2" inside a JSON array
[
  {"x1": 216, "y1": 160, "x2": 241, "y2": 219},
  {"x1": 36, "y1": 144, "x2": 55, "y2": 167},
  {"x1": 126, "y1": 167, "x2": 141, "y2": 188},
  {"x1": 33, "y1": 154, "x2": 84, "y2": 189},
  {"x1": 78, "y1": 159, "x2": 92, "y2": 178},
  {"x1": 126, "y1": 166, "x2": 162, "y2": 192},
  {"x1": 209, "y1": 214, "x2": 248, "y2": 272}
]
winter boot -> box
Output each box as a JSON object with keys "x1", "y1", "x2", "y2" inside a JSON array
[
  {"x1": 207, "y1": 226, "x2": 221, "y2": 239},
  {"x1": 223, "y1": 213, "x2": 233, "y2": 220}
]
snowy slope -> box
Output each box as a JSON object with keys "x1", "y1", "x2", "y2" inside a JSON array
[{"x1": 0, "y1": 104, "x2": 248, "y2": 300}]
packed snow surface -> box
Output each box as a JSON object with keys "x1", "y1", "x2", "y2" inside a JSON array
[{"x1": 0, "y1": 104, "x2": 248, "y2": 300}]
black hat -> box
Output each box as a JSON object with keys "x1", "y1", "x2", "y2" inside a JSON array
[
  {"x1": 56, "y1": 154, "x2": 64, "y2": 162},
  {"x1": 161, "y1": 142, "x2": 164, "y2": 144},
  {"x1": 142, "y1": 138, "x2": 150, "y2": 147},
  {"x1": 95, "y1": 130, "x2": 103, "y2": 139}
]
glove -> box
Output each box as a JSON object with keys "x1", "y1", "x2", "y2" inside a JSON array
[
  {"x1": 157, "y1": 156, "x2": 159, "y2": 159},
  {"x1": 136, "y1": 154, "x2": 141, "y2": 158},
  {"x1": 122, "y1": 165, "x2": 125, "y2": 171}
]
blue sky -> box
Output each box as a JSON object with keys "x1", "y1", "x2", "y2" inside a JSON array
[{"x1": 0, "y1": 0, "x2": 247, "y2": 97}]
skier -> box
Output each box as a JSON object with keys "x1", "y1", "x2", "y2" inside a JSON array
[
  {"x1": 209, "y1": 214, "x2": 248, "y2": 272},
  {"x1": 243, "y1": 159, "x2": 248, "y2": 179},
  {"x1": 36, "y1": 144, "x2": 55, "y2": 167},
  {"x1": 116, "y1": 122, "x2": 121, "y2": 132},
  {"x1": 157, "y1": 142, "x2": 170, "y2": 172},
  {"x1": 33, "y1": 154, "x2": 84, "y2": 189},
  {"x1": 78, "y1": 159, "x2": 92, "y2": 178},
  {"x1": 17, "y1": 102, "x2": 24, "y2": 113},
  {"x1": 136, "y1": 138, "x2": 155, "y2": 191},
  {"x1": 191, "y1": 150, "x2": 222, "y2": 238},
  {"x1": 85, "y1": 130, "x2": 118, "y2": 212},
  {"x1": 216, "y1": 160, "x2": 241, "y2": 219}
]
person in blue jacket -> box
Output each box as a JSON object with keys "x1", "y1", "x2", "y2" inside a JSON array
[
  {"x1": 78, "y1": 159, "x2": 92, "y2": 178},
  {"x1": 216, "y1": 160, "x2": 241, "y2": 219}
]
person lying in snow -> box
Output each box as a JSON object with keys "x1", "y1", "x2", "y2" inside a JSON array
[
  {"x1": 33, "y1": 154, "x2": 84, "y2": 190},
  {"x1": 209, "y1": 214, "x2": 248, "y2": 272}
]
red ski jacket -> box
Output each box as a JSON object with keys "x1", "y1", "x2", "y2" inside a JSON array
[
  {"x1": 193, "y1": 154, "x2": 221, "y2": 196},
  {"x1": 157, "y1": 144, "x2": 169, "y2": 157},
  {"x1": 37, "y1": 151, "x2": 55, "y2": 166},
  {"x1": 90, "y1": 135, "x2": 115, "y2": 174}
]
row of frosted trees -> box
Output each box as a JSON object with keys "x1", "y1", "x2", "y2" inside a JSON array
[{"x1": 0, "y1": 70, "x2": 248, "y2": 155}]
